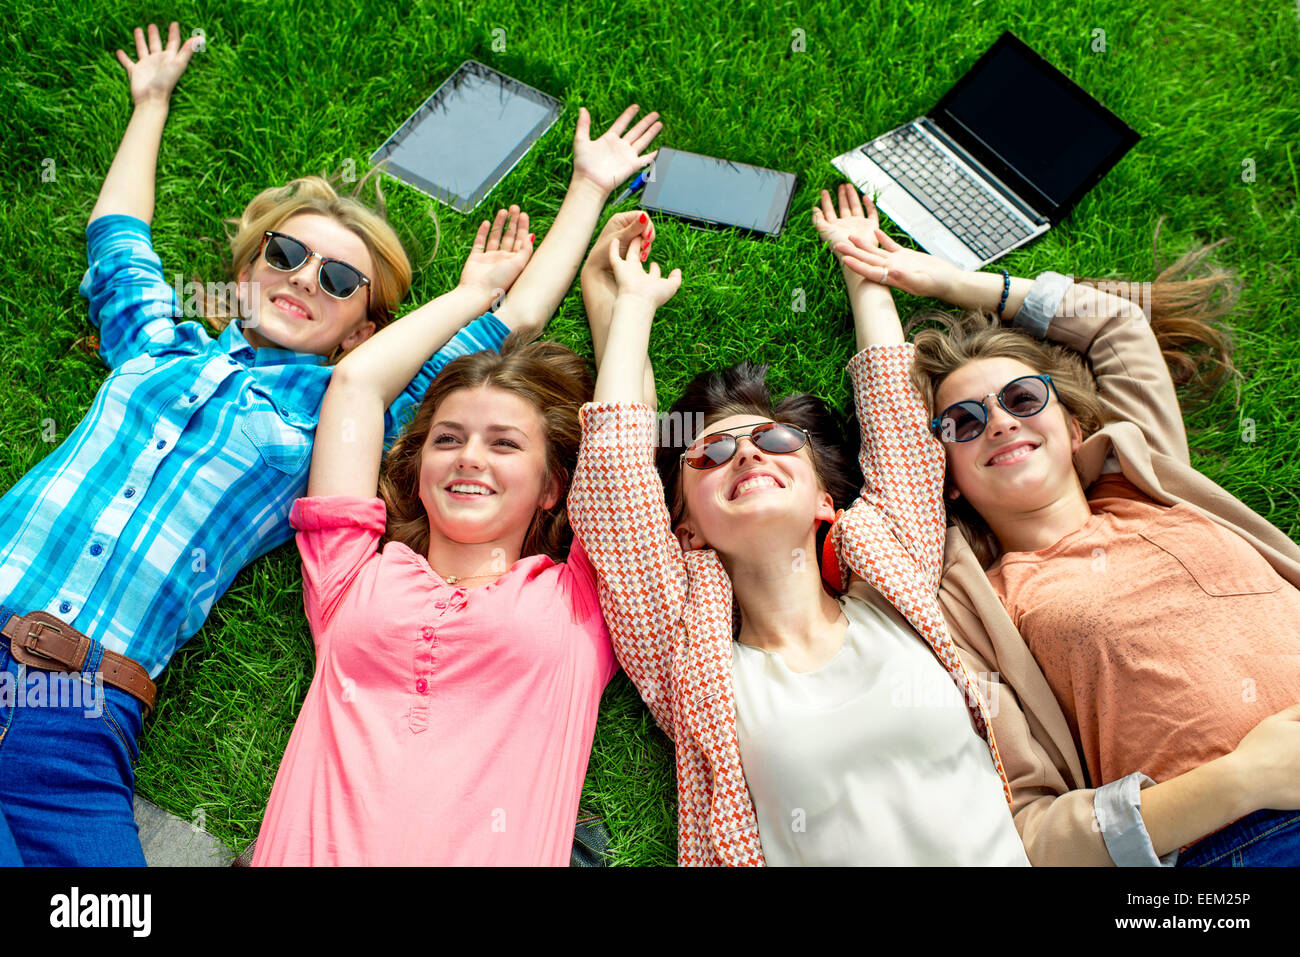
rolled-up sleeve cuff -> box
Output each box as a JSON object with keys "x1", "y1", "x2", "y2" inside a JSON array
[
  {"x1": 1011, "y1": 271, "x2": 1073, "y2": 339},
  {"x1": 1095, "y1": 772, "x2": 1179, "y2": 867}
]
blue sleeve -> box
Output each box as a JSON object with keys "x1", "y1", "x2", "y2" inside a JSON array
[
  {"x1": 383, "y1": 312, "x2": 511, "y2": 444},
  {"x1": 78, "y1": 214, "x2": 181, "y2": 369}
]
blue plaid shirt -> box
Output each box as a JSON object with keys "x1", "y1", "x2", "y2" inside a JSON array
[{"x1": 0, "y1": 214, "x2": 507, "y2": 677}]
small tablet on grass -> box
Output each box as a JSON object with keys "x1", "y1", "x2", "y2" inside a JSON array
[
  {"x1": 370, "y1": 61, "x2": 561, "y2": 212},
  {"x1": 639, "y1": 147, "x2": 797, "y2": 237}
]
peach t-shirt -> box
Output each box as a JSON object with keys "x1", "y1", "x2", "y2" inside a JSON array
[
  {"x1": 253, "y1": 496, "x2": 617, "y2": 866},
  {"x1": 986, "y1": 474, "x2": 1300, "y2": 787}
]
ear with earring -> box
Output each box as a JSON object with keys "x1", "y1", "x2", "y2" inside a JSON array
[{"x1": 817, "y1": 510, "x2": 845, "y2": 593}]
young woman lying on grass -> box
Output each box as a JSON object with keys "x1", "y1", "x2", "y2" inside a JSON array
[
  {"x1": 251, "y1": 107, "x2": 665, "y2": 865},
  {"x1": 0, "y1": 21, "x2": 512, "y2": 867},
  {"x1": 834, "y1": 217, "x2": 1300, "y2": 866},
  {"x1": 566, "y1": 183, "x2": 1028, "y2": 865}
]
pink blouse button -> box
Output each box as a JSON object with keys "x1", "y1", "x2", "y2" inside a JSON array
[
  {"x1": 421, "y1": 626, "x2": 434, "y2": 640},
  {"x1": 415, "y1": 678, "x2": 428, "y2": 694}
]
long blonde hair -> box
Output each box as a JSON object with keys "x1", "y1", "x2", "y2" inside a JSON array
[
  {"x1": 909, "y1": 242, "x2": 1239, "y2": 567},
  {"x1": 201, "y1": 171, "x2": 412, "y2": 347}
]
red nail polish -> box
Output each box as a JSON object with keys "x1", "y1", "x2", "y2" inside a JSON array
[
  {"x1": 639, "y1": 213, "x2": 648, "y2": 225},
  {"x1": 529, "y1": 233, "x2": 535, "y2": 243}
]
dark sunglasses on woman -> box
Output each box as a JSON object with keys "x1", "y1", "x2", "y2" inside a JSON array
[
  {"x1": 681, "y1": 422, "x2": 811, "y2": 470},
  {"x1": 258, "y1": 231, "x2": 372, "y2": 300},
  {"x1": 930, "y1": 374, "x2": 1057, "y2": 443}
]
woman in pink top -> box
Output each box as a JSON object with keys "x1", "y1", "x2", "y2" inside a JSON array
[
  {"x1": 834, "y1": 227, "x2": 1300, "y2": 866},
  {"x1": 252, "y1": 105, "x2": 664, "y2": 865}
]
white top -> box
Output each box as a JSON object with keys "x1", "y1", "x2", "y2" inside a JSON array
[{"x1": 731, "y1": 588, "x2": 1030, "y2": 866}]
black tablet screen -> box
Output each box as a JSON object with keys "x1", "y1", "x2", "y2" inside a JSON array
[{"x1": 641, "y1": 148, "x2": 796, "y2": 235}]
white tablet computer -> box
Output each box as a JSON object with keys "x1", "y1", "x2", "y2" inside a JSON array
[{"x1": 370, "y1": 61, "x2": 561, "y2": 212}]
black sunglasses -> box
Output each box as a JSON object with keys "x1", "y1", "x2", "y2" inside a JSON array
[
  {"x1": 930, "y1": 375, "x2": 1057, "y2": 443},
  {"x1": 258, "y1": 231, "x2": 372, "y2": 301},
  {"x1": 681, "y1": 422, "x2": 811, "y2": 470}
]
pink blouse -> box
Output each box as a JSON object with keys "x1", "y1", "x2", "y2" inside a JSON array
[{"x1": 252, "y1": 495, "x2": 617, "y2": 866}]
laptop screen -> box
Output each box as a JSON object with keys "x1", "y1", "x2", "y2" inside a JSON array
[{"x1": 929, "y1": 33, "x2": 1139, "y2": 222}]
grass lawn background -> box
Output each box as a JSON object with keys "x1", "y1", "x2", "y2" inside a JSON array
[{"x1": 1, "y1": 0, "x2": 1297, "y2": 865}]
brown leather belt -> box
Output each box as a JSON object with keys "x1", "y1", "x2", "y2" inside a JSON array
[{"x1": 1, "y1": 611, "x2": 157, "y2": 715}]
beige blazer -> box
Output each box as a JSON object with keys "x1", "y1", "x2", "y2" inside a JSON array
[{"x1": 937, "y1": 283, "x2": 1300, "y2": 865}]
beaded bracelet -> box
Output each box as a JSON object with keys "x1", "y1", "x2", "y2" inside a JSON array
[{"x1": 996, "y1": 269, "x2": 1011, "y2": 319}]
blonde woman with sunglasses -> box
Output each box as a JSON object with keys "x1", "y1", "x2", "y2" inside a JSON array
[{"x1": 0, "y1": 21, "x2": 521, "y2": 866}]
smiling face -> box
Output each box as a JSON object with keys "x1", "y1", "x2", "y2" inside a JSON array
[
  {"x1": 934, "y1": 357, "x2": 1083, "y2": 518},
  {"x1": 236, "y1": 212, "x2": 377, "y2": 356},
  {"x1": 675, "y1": 414, "x2": 835, "y2": 554},
  {"x1": 417, "y1": 385, "x2": 560, "y2": 549}
]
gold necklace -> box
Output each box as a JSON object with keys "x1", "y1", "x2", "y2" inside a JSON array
[{"x1": 441, "y1": 571, "x2": 498, "y2": 585}]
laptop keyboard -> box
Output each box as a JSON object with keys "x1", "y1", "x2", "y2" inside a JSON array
[{"x1": 863, "y1": 126, "x2": 1034, "y2": 260}]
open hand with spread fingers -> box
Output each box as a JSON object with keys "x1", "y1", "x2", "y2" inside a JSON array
[
  {"x1": 115, "y1": 21, "x2": 199, "y2": 107},
  {"x1": 457, "y1": 205, "x2": 534, "y2": 304},
  {"x1": 831, "y1": 213, "x2": 965, "y2": 301},
  {"x1": 572, "y1": 105, "x2": 663, "y2": 196}
]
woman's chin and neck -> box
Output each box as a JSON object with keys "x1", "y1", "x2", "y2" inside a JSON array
[
  {"x1": 424, "y1": 526, "x2": 526, "y2": 583},
  {"x1": 978, "y1": 481, "x2": 1093, "y2": 556},
  {"x1": 714, "y1": 525, "x2": 843, "y2": 653}
]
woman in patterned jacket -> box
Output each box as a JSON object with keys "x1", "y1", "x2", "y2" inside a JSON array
[{"x1": 568, "y1": 184, "x2": 1028, "y2": 865}]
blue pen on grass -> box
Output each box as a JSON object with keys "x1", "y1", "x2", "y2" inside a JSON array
[{"x1": 612, "y1": 168, "x2": 651, "y2": 205}]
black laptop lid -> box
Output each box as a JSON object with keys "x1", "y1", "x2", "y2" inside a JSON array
[{"x1": 928, "y1": 32, "x2": 1139, "y2": 224}]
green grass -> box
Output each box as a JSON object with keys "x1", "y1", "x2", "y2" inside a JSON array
[{"x1": 1, "y1": 0, "x2": 1297, "y2": 865}]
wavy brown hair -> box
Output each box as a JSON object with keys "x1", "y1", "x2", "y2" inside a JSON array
[
  {"x1": 909, "y1": 242, "x2": 1239, "y2": 567},
  {"x1": 379, "y1": 333, "x2": 594, "y2": 563}
]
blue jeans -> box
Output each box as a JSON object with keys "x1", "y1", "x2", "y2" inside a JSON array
[
  {"x1": 0, "y1": 605, "x2": 146, "y2": 866},
  {"x1": 1177, "y1": 808, "x2": 1300, "y2": 867}
]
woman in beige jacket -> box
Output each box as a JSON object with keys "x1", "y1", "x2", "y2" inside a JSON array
[{"x1": 832, "y1": 223, "x2": 1300, "y2": 866}]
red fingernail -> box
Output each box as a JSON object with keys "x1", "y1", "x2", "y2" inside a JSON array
[
  {"x1": 529, "y1": 233, "x2": 535, "y2": 243},
  {"x1": 639, "y1": 213, "x2": 648, "y2": 224}
]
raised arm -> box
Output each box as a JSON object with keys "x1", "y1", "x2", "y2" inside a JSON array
[
  {"x1": 1011, "y1": 279, "x2": 1190, "y2": 463},
  {"x1": 309, "y1": 211, "x2": 531, "y2": 498},
  {"x1": 815, "y1": 185, "x2": 904, "y2": 349},
  {"x1": 814, "y1": 186, "x2": 945, "y2": 585},
  {"x1": 595, "y1": 238, "x2": 680, "y2": 404},
  {"x1": 381, "y1": 207, "x2": 529, "y2": 438},
  {"x1": 90, "y1": 22, "x2": 197, "y2": 226},
  {"x1": 835, "y1": 235, "x2": 1191, "y2": 462},
  {"x1": 581, "y1": 211, "x2": 658, "y2": 407},
  {"x1": 492, "y1": 105, "x2": 662, "y2": 334},
  {"x1": 568, "y1": 238, "x2": 684, "y2": 733}
]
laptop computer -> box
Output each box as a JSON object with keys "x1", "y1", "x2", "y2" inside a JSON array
[{"x1": 831, "y1": 32, "x2": 1140, "y2": 269}]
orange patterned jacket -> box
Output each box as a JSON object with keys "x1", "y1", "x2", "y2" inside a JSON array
[{"x1": 568, "y1": 345, "x2": 1011, "y2": 866}]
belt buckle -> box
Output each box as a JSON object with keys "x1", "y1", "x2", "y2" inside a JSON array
[
  {"x1": 21, "y1": 621, "x2": 63, "y2": 661},
  {"x1": 12, "y1": 615, "x2": 85, "y2": 671}
]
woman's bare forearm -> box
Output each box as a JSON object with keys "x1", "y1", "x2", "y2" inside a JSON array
[
  {"x1": 583, "y1": 265, "x2": 656, "y2": 407},
  {"x1": 495, "y1": 178, "x2": 607, "y2": 331},
  {"x1": 845, "y1": 270, "x2": 904, "y2": 350},
  {"x1": 1137, "y1": 755, "x2": 1252, "y2": 857},
  {"x1": 90, "y1": 101, "x2": 170, "y2": 226}
]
